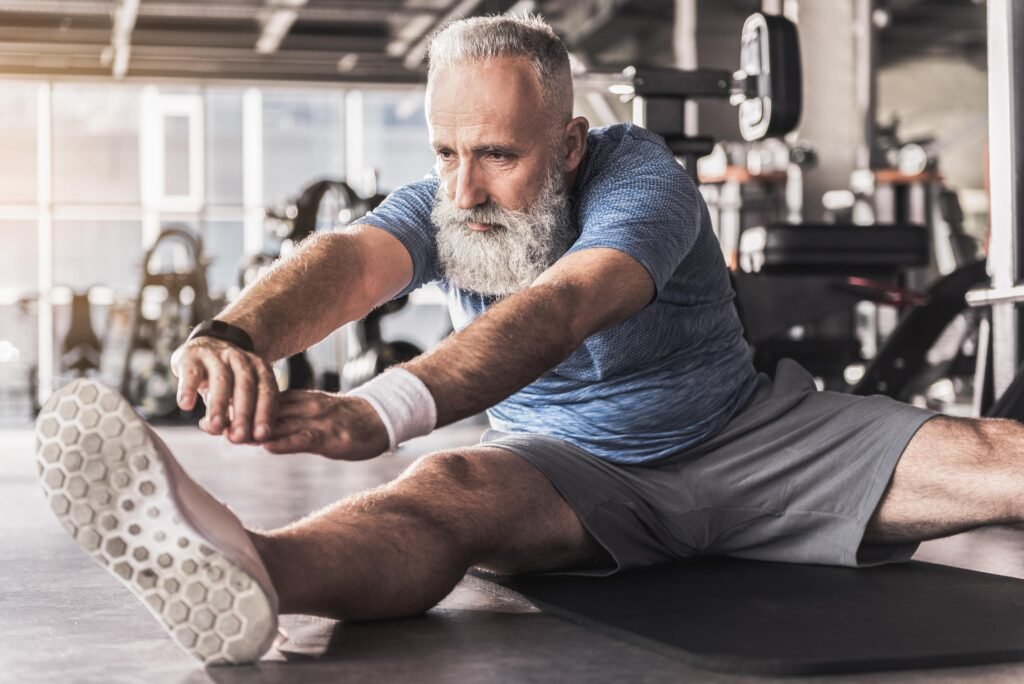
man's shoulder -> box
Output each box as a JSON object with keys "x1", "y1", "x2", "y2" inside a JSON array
[
  {"x1": 576, "y1": 123, "x2": 684, "y2": 196},
  {"x1": 586, "y1": 123, "x2": 672, "y2": 155},
  {"x1": 582, "y1": 124, "x2": 678, "y2": 179}
]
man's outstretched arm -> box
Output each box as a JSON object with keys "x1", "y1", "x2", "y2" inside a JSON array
[
  {"x1": 409, "y1": 247, "x2": 654, "y2": 426},
  {"x1": 261, "y1": 247, "x2": 655, "y2": 458},
  {"x1": 173, "y1": 224, "x2": 414, "y2": 443}
]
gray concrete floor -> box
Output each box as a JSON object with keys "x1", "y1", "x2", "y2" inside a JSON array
[{"x1": 5, "y1": 420, "x2": 1024, "y2": 683}]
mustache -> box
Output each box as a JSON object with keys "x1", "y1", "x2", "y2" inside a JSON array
[{"x1": 443, "y1": 201, "x2": 527, "y2": 231}]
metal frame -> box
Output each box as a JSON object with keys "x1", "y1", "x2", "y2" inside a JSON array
[
  {"x1": 35, "y1": 82, "x2": 53, "y2": 409},
  {"x1": 241, "y1": 87, "x2": 264, "y2": 258},
  {"x1": 968, "y1": 0, "x2": 1024, "y2": 402}
]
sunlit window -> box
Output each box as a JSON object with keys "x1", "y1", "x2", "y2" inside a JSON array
[
  {"x1": 0, "y1": 83, "x2": 37, "y2": 203},
  {"x1": 53, "y1": 84, "x2": 141, "y2": 205},
  {"x1": 262, "y1": 89, "x2": 346, "y2": 207}
]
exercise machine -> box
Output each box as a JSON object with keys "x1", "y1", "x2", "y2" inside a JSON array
[
  {"x1": 240, "y1": 179, "x2": 422, "y2": 392},
  {"x1": 121, "y1": 227, "x2": 214, "y2": 420}
]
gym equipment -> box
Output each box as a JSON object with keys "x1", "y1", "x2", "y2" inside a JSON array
[
  {"x1": 122, "y1": 227, "x2": 214, "y2": 420},
  {"x1": 737, "y1": 223, "x2": 988, "y2": 403},
  {"x1": 484, "y1": 558, "x2": 1024, "y2": 676},
  {"x1": 341, "y1": 297, "x2": 422, "y2": 391},
  {"x1": 734, "y1": 12, "x2": 802, "y2": 142},
  {"x1": 739, "y1": 223, "x2": 929, "y2": 275},
  {"x1": 852, "y1": 120, "x2": 983, "y2": 278},
  {"x1": 577, "y1": 11, "x2": 802, "y2": 174},
  {"x1": 735, "y1": 223, "x2": 932, "y2": 389},
  {"x1": 698, "y1": 139, "x2": 800, "y2": 269},
  {"x1": 242, "y1": 178, "x2": 420, "y2": 392},
  {"x1": 853, "y1": 259, "x2": 988, "y2": 400},
  {"x1": 963, "y1": 0, "x2": 1024, "y2": 414},
  {"x1": 59, "y1": 289, "x2": 103, "y2": 377},
  {"x1": 242, "y1": 180, "x2": 368, "y2": 391}
]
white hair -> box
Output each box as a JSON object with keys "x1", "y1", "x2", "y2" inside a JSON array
[{"x1": 426, "y1": 13, "x2": 574, "y2": 124}]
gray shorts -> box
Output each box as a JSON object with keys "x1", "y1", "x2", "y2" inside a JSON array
[{"x1": 480, "y1": 359, "x2": 936, "y2": 576}]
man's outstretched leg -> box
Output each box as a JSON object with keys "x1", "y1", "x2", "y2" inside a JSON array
[
  {"x1": 249, "y1": 445, "x2": 611, "y2": 621},
  {"x1": 36, "y1": 379, "x2": 609, "y2": 664},
  {"x1": 865, "y1": 415, "x2": 1024, "y2": 545}
]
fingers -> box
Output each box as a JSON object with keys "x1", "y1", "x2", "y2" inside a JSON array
[
  {"x1": 204, "y1": 361, "x2": 234, "y2": 435},
  {"x1": 175, "y1": 357, "x2": 207, "y2": 412},
  {"x1": 252, "y1": 362, "x2": 279, "y2": 442},
  {"x1": 174, "y1": 337, "x2": 280, "y2": 441},
  {"x1": 228, "y1": 355, "x2": 256, "y2": 443}
]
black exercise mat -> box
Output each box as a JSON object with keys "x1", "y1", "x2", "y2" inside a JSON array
[{"x1": 484, "y1": 559, "x2": 1024, "y2": 676}]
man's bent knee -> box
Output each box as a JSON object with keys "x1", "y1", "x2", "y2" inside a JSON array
[
  {"x1": 390, "y1": 447, "x2": 611, "y2": 575},
  {"x1": 367, "y1": 449, "x2": 511, "y2": 561}
]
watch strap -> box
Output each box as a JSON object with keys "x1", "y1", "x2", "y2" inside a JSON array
[{"x1": 186, "y1": 319, "x2": 256, "y2": 353}]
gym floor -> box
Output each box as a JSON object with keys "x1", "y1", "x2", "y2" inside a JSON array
[{"x1": 4, "y1": 420, "x2": 1024, "y2": 684}]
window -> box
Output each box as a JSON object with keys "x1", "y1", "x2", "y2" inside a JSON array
[
  {"x1": 53, "y1": 85, "x2": 141, "y2": 205},
  {"x1": 262, "y1": 89, "x2": 346, "y2": 207},
  {"x1": 206, "y1": 89, "x2": 245, "y2": 206},
  {"x1": 362, "y1": 89, "x2": 435, "y2": 192},
  {"x1": 0, "y1": 221, "x2": 37, "y2": 291},
  {"x1": 164, "y1": 116, "x2": 192, "y2": 197},
  {"x1": 53, "y1": 220, "x2": 143, "y2": 292},
  {"x1": 0, "y1": 82, "x2": 38, "y2": 203},
  {"x1": 203, "y1": 221, "x2": 245, "y2": 296}
]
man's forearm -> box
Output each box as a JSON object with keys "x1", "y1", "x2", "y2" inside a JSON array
[
  {"x1": 217, "y1": 232, "x2": 373, "y2": 361},
  {"x1": 404, "y1": 283, "x2": 582, "y2": 427}
]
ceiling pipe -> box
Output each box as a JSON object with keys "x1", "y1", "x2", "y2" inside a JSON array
[
  {"x1": 104, "y1": 0, "x2": 139, "y2": 79},
  {"x1": 401, "y1": 0, "x2": 484, "y2": 70},
  {"x1": 255, "y1": 0, "x2": 307, "y2": 55}
]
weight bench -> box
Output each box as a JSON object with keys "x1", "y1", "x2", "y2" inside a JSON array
[{"x1": 734, "y1": 223, "x2": 931, "y2": 388}]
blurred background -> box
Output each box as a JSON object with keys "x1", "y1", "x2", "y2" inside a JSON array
[{"x1": 0, "y1": 0, "x2": 991, "y2": 425}]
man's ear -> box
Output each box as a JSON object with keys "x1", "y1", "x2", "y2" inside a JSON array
[{"x1": 562, "y1": 116, "x2": 589, "y2": 173}]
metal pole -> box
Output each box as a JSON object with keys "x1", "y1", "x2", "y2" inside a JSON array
[
  {"x1": 241, "y1": 87, "x2": 264, "y2": 257},
  {"x1": 986, "y1": 0, "x2": 1024, "y2": 398},
  {"x1": 673, "y1": 0, "x2": 697, "y2": 137},
  {"x1": 854, "y1": 0, "x2": 877, "y2": 171},
  {"x1": 36, "y1": 82, "x2": 54, "y2": 407}
]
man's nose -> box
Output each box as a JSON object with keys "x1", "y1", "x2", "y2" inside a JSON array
[{"x1": 453, "y1": 159, "x2": 488, "y2": 210}]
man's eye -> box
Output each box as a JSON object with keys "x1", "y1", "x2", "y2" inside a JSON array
[
  {"x1": 487, "y1": 152, "x2": 511, "y2": 161},
  {"x1": 436, "y1": 150, "x2": 455, "y2": 161}
]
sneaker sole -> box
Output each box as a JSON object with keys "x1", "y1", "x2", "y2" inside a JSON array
[{"x1": 36, "y1": 379, "x2": 277, "y2": 665}]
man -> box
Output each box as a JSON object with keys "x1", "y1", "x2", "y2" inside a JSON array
[{"x1": 37, "y1": 14, "x2": 1024, "y2": 666}]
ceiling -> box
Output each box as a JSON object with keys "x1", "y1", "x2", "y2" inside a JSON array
[
  {"x1": 881, "y1": 0, "x2": 987, "y2": 68},
  {"x1": 0, "y1": 0, "x2": 521, "y2": 83},
  {"x1": 0, "y1": 0, "x2": 989, "y2": 84}
]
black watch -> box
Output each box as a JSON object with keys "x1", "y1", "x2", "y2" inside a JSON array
[{"x1": 186, "y1": 319, "x2": 256, "y2": 353}]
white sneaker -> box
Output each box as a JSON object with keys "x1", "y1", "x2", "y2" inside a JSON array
[{"x1": 36, "y1": 379, "x2": 280, "y2": 665}]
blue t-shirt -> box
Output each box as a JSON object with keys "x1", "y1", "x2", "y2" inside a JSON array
[{"x1": 359, "y1": 123, "x2": 758, "y2": 464}]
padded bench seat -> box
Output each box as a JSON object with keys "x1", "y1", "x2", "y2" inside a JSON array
[{"x1": 739, "y1": 223, "x2": 930, "y2": 275}]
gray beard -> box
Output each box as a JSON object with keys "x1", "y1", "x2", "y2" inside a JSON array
[{"x1": 431, "y1": 168, "x2": 575, "y2": 297}]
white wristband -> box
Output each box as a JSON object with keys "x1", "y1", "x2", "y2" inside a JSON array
[{"x1": 347, "y1": 368, "x2": 438, "y2": 450}]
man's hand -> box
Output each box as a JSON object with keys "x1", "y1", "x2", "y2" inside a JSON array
[
  {"x1": 259, "y1": 390, "x2": 390, "y2": 460},
  {"x1": 171, "y1": 337, "x2": 279, "y2": 443}
]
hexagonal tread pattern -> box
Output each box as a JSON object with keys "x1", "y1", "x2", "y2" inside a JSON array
[{"x1": 36, "y1": 379, "x2": 277, "y2": 665}]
